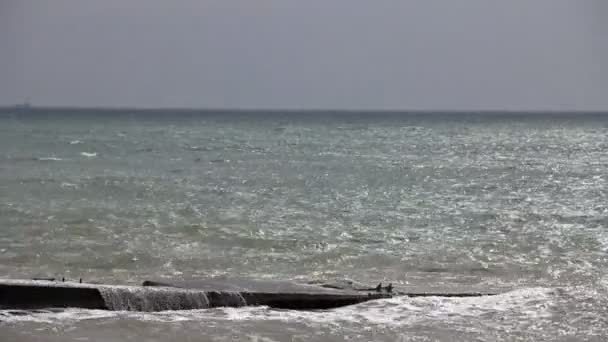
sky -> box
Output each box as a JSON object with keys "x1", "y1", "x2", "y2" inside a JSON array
[{"x1": 0, "y1": 0, "x2": 606, "y2": 110}]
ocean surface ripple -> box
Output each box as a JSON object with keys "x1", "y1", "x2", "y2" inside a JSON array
[{"x1": 2, "y1": 111, "x2": 608, "y2": 341}]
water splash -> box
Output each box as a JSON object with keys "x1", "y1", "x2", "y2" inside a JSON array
[
  {"x1": 95, "y1": 286, "x2": 251, "y2": 311},
  {"x1": 98, "y1": 286, "x2": 211, "y2": 311},
  {"x1": 206, "y1": 291, "x2": 247, "y2": 307}
]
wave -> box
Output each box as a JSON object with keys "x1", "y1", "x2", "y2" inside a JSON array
[
  {"x1": 36, "y1": 157, "x2": 63, "y2": 161},
  {"x1": 80, "y1": 152, "x2": 97, "y2": 158},
  {"x1": 0, "y1": 287, "x2": 554, "y2": 326}
]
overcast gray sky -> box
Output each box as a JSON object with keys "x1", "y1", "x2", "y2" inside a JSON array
[{"x1": 1, "y1": 0, "x2": 606, "y2": 110}]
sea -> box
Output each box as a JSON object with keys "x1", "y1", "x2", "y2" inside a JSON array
[{"x1": 1, "y1": 108, "x2": 608, "y2": 341}]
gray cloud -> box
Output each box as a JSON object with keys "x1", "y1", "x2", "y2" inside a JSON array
[{"x1": 1, "y1": 0, "x2": 606, "y2": 110}]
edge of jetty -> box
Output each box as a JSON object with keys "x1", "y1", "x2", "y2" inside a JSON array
[{"x1": 0, "y1": 279, "x2": 496, "y2": 312}]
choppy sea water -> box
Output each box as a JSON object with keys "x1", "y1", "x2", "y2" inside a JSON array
[{"x1": 2, "y1": 109, "x2": 608, "y2": 341}]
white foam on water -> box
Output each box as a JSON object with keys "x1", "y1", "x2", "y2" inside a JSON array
[
  {"x1": 36, "y1": 157, "x2": 63, "y2": 161},
  {"x1": 0, "y1": 309, "x2": 116, "y2": 324},
  {"x1": 60, "y1": 182, "x2": 78, "y2": 189},
  {"x1": 80, "y1": 152, "x2": 97, "y2": 158},
  {"x1": 200, "y1": 287, "x2": 555, "y2": 328},
  {"x1": 0, "y1": 285, "x2": 556, "y2": 329}
]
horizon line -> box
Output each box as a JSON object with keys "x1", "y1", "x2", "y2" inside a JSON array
[{"x1": 1, "y1": 105, "x2": 608, "y2": 114}]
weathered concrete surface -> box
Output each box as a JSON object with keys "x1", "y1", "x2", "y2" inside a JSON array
[
  {"x1": 0, "y1": 282, "x2": 107, "y2": 310},
  {"x1": 240, "y1": 292, "x2": 388, "y2": 310},
  {"x1": 0, "y1": 279, "x2": 389, "y2": 311},
  {"x1": 143, "y1": 278, "x2": 498, "y2": 297},
  {"x1": 0, "y1": 278, "x2": 496, "y2": 312}
]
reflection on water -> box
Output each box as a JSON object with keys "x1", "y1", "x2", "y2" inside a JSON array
[{"x1": 2, "y1": 111, "x2": 608, "y2": 340}]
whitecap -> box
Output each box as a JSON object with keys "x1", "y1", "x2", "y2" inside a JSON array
[
  {"x1": 69, "y1": 140, "x2": 82, "y2": 145},
  {"x1": 37, "y1": 157, "x2": 63, "y2": 161},
  {"x1": 60, "y1": 182, "x2": 78, "y2": 189},
  {"x1": 80, "y1": 152, "x2": 97, "y2": 158}
]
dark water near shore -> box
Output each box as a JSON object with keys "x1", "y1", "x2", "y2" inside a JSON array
[{"x1": 2, "y1": 109, "x2": 608, "y2": 341}]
